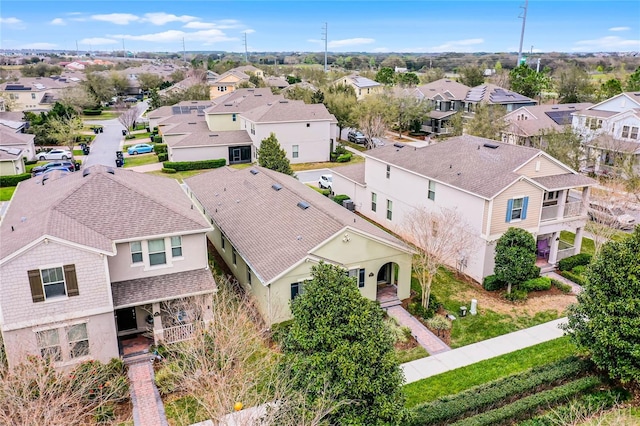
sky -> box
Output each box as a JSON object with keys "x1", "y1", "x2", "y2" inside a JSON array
[{"x1": 1, "y1": 1, "x2": 639, "y2": 54}]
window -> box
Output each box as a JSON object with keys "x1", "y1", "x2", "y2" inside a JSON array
[
  {"x1": 36, "y1": 329, "x2": 61, "y2": 361},
  {"x1": 386, "y1": 165, "x2": 391, "y2": 179},
  {"x1": 232, "y1": 113, "x2": 237, "y2": 122},
  {"x1": 221, "y1": 235, "x2": 226, "y2": 250},
  {"x1": 148, "y1": 239, "x2": 166, "y2": 266},
  {"x1": 67, "y1": 324, "x2": 89, "y2": 359},
  {"x1": 292, "y1": 145, "x2": 299, "y2": 158},
  {"x1": 435, "y1": 100, "x2": 441, "y2": 111},
  {"x1": 622, "y1": 125, "x2": 630, "y2": 138},
  {"x1": 291, "y1": 282, "x2": 301, "y2": 300},
  {"x1": 171, "y1": 236, "x2": 182, "y2": 257},
  {"x1": 250, "y1": 123, "x2": 255, "y2": 135},
  {"x1": 631, "y1": 126, "x2": 639, "y2": 140},
  {"x1": 130, "y1": 241, "x2": 143, "y2": 264},
  {"x1": 41, "y1": 267, "x2": 66, "y2": 298},
  {"x1": 371, "y1": 192, "x2": 377, "y2": 212},
  {"x1": 386, "y1": 199, "x2": 393, "y2": 221},
  {"x1": 217, "y1": 86, "x2": 227, "y2": 92},
  {"x1": 450, "y1": 102, "x2": 456, "y2": 111},
  {"x1": 348, "y1": 268, "x2": 366, "y2": 288},
  {"x1": 428, "y1": 180, "x2": 436, "y2": 201},
  {"x1": 506, "y1": 197, "x2": 529, "y2": 222},
  {"x1": 232, "y1": 249, "x2": 237, "y2": 266},
  {"x1": 31, "y1": 93, "x2": 36, "y2": 99}
]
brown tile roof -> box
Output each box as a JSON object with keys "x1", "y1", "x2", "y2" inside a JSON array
[
  {"x1": 185, "y1": 166, "x2": 409, "y2": 284},
  {"x1": 111, "y1": 268, "x2": 216, "y2": 308},
  {"x1": 172, "y1": 130, "x2": 253, "y2": 148},
  {"x1": 415, "y1": 78, "x2": 470, "y2": 100},
  {"x1": 0, "y1": 165, "x2": 211, "y2": 260},
  {"x1": 242, "y1": 100, "x2": 336, "y2": 123},
  {"x1": 329, "y1": 162, "x2": 366, "y2": 185},
  {"x1": 364, "y1": 135, "x2": 548, "y2": 199},
  {"x1": 531, "y1": 173, "x2": 595, "y2": 190}
]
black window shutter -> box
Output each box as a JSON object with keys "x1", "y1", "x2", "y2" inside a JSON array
[
  {"x1": 28, "y1": 269, "x2": 44, "y2": 303},
  {"x1": 64, "y1": 264, "x2": 79, "y2": 297}
]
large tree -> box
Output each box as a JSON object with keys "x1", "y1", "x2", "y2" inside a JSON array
[
  {"x1": 324, "y1": 91, "x2": 357, "y2": 138},
  {"x1": 562, "y1": 227, "x2": 640, "y2": 384},
  {"x1": 509, "y1": 64, "x2": 551, "y2": 99},
  {"x1": 494, "y1": 227, "x2": 538, "y2": 294},
  {"x1": 375, "y1": 67, "x2": 395, "y2": 85},
  {"x1": 538, "y1": 126, "x2": 585, "y2": 172},
  {"x1": 257, "y1": 133, "x2": 293, "y2": 175},
  {"x1": 626, "y1": 66, "x2": 640, "y2": 92},
  {"x1": 390, "y1": 93, "x2": 430, "y2": 138},
  {"x1": 83, "y1": 73, "x2": 115, "y2": 103},
  {"x1": 282, "y1": 262, "x2": 407, "y2": 425},
  {"x1": 458, "y1": 65, "x2": 485, "y2": 87},
  {"x1": 355, "y1": 95, "x2": 392, "y2": 149},
  {"x1": 466, "y1": 104, "x2": 508, "y2": 141},
  {"x1": 598, "y1": 78, "x2": 623, "y2": 101},
  {"x1": 556, "y1": 65, "x2": 594, "y2": 103},
  {"x1": 137, "y1": 73, "x2": 165, "y2": 92},
  {"x1": 395, "y1": 72, "x2": 420, "y2": 87}
]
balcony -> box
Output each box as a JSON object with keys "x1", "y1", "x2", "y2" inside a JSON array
[
  {"x1": 161, "y1": 322, "x2": 199, "y2": 344},
  {"x1": 540, "y1": 200, "x2": 584, "y2": 222}
]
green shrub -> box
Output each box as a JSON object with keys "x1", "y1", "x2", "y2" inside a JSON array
[
  {"x1": 521, "y1": 277, "x2": 552, "y2": 292},
  {"x1": 162, "y1": 167, "x2": 177, "y2": 174},
  {"x1": 1, "y1": 173, "x2": 31, "y2": 187},
  {"x1": 163, "y1": 159, "x2": 226, "y2": 171},
  {"x1": 336, "y1": 153, "x2": 352, "y2": 163},
  {"x1": 125, "y1": 134, "x2": 135, "y2": 140},
  {"x1": 572, "y1": 265, "x2": 586, "y2": 275},
  {"x1": 94, "y1": 404, "x2": 115, "y2": 423},
  {"x1": 426, "y1": 315, "x2": 451, "y2": 331},
  {"x1": 82, "y1": 109, "x2": 102, "y2": 115},
  {"x1": 24, "y1": 159, "x2": 38, "y2": 165},
  {"x1": 153, "y1": 135, "x2": 163, "y2": 143},
  {"x1": 153, "y1": 143, "x2": 167, "y2": 154},
  {"x1": 158, "y1": 153, "x2": 168, "y2": 162},
  {"x1": 559, "y1": 270, "x2": 586, "y2": 286},
  {"x1": 309, "y1": 185, "x2": 330, "y2": 196},
  {"x1": 450, "y1": 376, "x2": 601, "y2": 426},
  {"x1": 409, "y1": 356, "x2": 592, "y2": 426},
  {"x1": 334, "y1": 145, "x2": 348, "y2": 156},
  {"x1": 333, "y1": 194, "x2": 350, "y2": 205},
  {"x1": 557, "y1": 253, "x2": 592, "y2": 271},
  {"x1": 407, "y1": 294, "x2": 441, "y2": 319},
  {"x1": 155, "y1": 361, "x2": 182, "y2": 395},
  {"x1": 483, "y1": 275, "x2": 505, "y2": 291},
  {"x1": 504, "y1": 288, "x2": 528, "y2": 302},
  {"x1": 551, "y1": 279, "x2": 573, "y2": 294}
]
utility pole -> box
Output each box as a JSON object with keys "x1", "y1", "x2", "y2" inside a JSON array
[
  {"x1": 182, "y1": 38, "x2": 186, "y2": 64},
  {"x1": 243, "y1": 32, "x2": 248, "y2": 63},
  {"x1": 122, "y1": 39, "x2": 125, "y2": 58},
  {"x1": 75, "y1": 40, "x2": 79, "y2": 57},
  {"x1": 322, "y1": 22, "x2": 328, "y2": 72},
  {"x1": 517, "y1": 0, "x2": 529, "y2": 66}
]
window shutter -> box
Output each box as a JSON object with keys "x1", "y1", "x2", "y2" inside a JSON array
[
  {"x1": 28, "y1": 269, "x2": 44, "y2": 303},
  {"x1": 522, "y1": 196, "x2": 529, "y2": 220},
  {"x1": 506, "y1": 199, "x2": 514, "y2": 222},
  {"x1": 64, "y1": 264, "x2": 79, "y2": 297}
]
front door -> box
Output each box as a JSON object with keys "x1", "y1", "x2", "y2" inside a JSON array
[
  {"x1": 230, "y1": 148, "x2": 241, "y2": 163},
  {"x1": 116, "y1": 307, "x2": 137, "y2": 332}
]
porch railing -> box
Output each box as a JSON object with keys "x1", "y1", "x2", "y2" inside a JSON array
[
  {"x1": 163, "y1": 322, "x2": 196, "y2": 344},
  {"x1": 557, "y1": 240, "x2": 575, "y2": 261},
  {"x1": 541, "y1": 201, "x2": 584, "y2": 222}
]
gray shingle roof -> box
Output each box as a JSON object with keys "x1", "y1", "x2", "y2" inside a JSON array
[
  {"x1": 185, "y1": 166, "x2": 409, "y2": 284},
  {"x1": 415, "y1": 78, "x2": 470, "y2": 100},
  {"x1": 0, "y1": 165, "x2": 211, "y2": 260},
  {"x1": 505, "y1": 103, "x2": 593, "y2": 136},
  {"x1": 465, "y1": 83, "x2": 536, "y2": 105},
  {"x1": 172, "y1": 130, "x2": 253, "y2": 148},
  {"x1": 330, "y1": 162, "x2": 366, "y2": 185},
  {"x1": 531, "y1": 174, "x2": 595, "y2": 191},
  {"x1": 205, "y1": 88, "x2": 282, "y2": 114},
  {"x1": 242, "y1": 100, "x2": 336, "y2": 123},
  {"x1": 364, "y1": 135, "x2": 547, "y2": 199}
]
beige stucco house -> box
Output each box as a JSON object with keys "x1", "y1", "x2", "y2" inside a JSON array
[
  {"x1": 0, "y1": 146, "x2": 25, "y2": 175},
  {"x1": 0, "y1": 127, "x2": 36, "y2": 160},
  {"x1": 185, "y1": 166, "x2": 413, "y2": 326},
  {"x1": 335, "y1": 74, "x2": 383, "y2": 100},
  {"x1": 0, "y1": 76, "x2": 82, "y2": 112},
  {"x1": 0, "y1": 166, "x2": 216, "y2": 369},
  {"x1": 330, "y1": 136, "x2": 596, "y2": 283}
]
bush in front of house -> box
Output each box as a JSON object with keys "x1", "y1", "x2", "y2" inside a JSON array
[
  {"x1": 482, "y1": 274, "x2": 506, "y2": 291},
  {"x1": 521, "y1": 276, "x2": 552, "y2": 292},
  {"x1": 332, "y1": 194, "x2": 350, "y2": 206},
  {"x1": 559, "y1": 270, "x2": 586, "y2": 286},
  {"x1": 82, "y1": 109, "x2": 102, "y2": 116},
  {"x1": 153, "y1": 143, "x2": 167, "y2": 154},
  {"x1": 336, "y1": 153, "x2": 352, "y2": 163},
  {"x1": 0, "y1": 173, "x2": 31, "y2": 186},
  {"x1": 504, "y1": 288, "x2": 528, "y2": 302},
  {"x1": 162, "y1": 167, "x2": 177, "y2": 174},
  {"x1": 163, "y1": 159, "x2": 226, "y2": 171},
  {"x1": 557, "y1": 253, "x2": 592, "y2": 271},
  {"x1": 153, "y1": 135, "x2": 163, "y2": 143},
  {"x1": 157, "y1": 153, "x2": 168, "y2": 162},
  {"x1": 551, "y1": 278, "x2": 573, "y2": 293}
]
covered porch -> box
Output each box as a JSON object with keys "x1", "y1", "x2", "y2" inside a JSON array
[
  {"x1": 111, "y1": 269, "x2": 217, "y2": 356},
  {"x1": 376, "y1": 261, "x2": 401, "y2": 308}
]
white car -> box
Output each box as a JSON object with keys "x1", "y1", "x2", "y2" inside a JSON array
[
  {"x1": 318, "y1": 174, "x2": 333, "y2": 190},
  {"x1": 38, "y1": 149, "x2": 73, "y2": 161}
]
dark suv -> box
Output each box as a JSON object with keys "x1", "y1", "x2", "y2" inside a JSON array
[
  {"x1": 31, "y1": 161, "x2": 77, "y2": 175},
  {"x1": 347, "y1": 130, "x2": 367, "y2": 144}
]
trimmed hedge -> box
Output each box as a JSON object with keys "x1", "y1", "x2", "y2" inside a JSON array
[
  {"x1": 521, "y1": 277, "x2": 552, "y2": 292},
  {"x1": 559, "y1": 270, "x2": 586, "y2": 286},
  {"x1": 82, "y1": 109, "x2": 102, "y2": 115},
  {"x1": 162, "y1": 168, "x2": 177, "y2": 174},
  {"x1": 152, "y1": 135, "x2": 163, "y2": 143},
  {"x1": 450, "y1": 376, "x2": 601, "y2": 426},
  {"x1": 157, "y1": 153, "x2": 168, "y2": 162},
  {"x1": 557, "y1": 253, "x2": 592, "y2": 271},
  {"x1": 482, "y1": 275, "x2": 505, "y2": 291},
  {"x1": 551, "y1": 279, "x2": 573, "y2": 294},
  {"x1": 409, "y1": 357, "x2": 591, "y2": 426},
  {"x1": 336, "y1": 153, "x2": 352, "y2": 162},
  {"x1": 163, "y1": 159, "x2": 225, "y2": 171},
  {"x1": 153, "y1": 143, "x2": 167, "y2": 154},
  {"x1": 1, "y1": 173, "x2": 31, "y2": 187},
  {"x1": 333, "y1": 194, "x2": 350, "y2": 206}
]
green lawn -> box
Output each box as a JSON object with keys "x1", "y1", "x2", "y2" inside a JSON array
[
  {"x1": 80, "y1": 111, "x2": 120, "y2": 120},
  {"x1": 396, "y1": 346, "x2": 430, "y2": 364},
  {"x1": 123, "y1": 154, "x2": 158, "y2": 168},
  {"x1": 340, "y1": 140, "x2": 367, "y2": 152},
  {"x1": 291, "y1": 155, "x2": 364, "y2": 172},
  {"x1": 403, "y1": 337, "x2": 577, "y2": 408},
  {"x1": 0, "y1": 186, "x2": 16, "y2": 201},
  {"x1": 125, "y1": 132, "x2": 152, "y2": 141},
  {"x1": 560, "y1": 227, "x2": 629, "y2": 257}
]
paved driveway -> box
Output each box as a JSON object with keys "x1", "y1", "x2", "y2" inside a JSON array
[{"x1": 295, "y1": 168, "x2": 332, "y2": 185}]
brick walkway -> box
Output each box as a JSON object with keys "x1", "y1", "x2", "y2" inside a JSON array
[
  {"x1": 128, "y1": 359, "x2": 169, "y2": 426},
  {"x1": 386, "y1": 305, "x2": 451, "y2": 355}
]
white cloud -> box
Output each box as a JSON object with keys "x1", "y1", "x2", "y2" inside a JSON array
[
  {"x1": 573, "y1": 36, "x2": 640, "y2": 51},
  {"x1": 609, "y1": 26, "x2": 630, "y2": 32},
  {"x1": 0, "y1": 17, "x2": 22, "y2": 24},
  {"x1": 183, "y1": 21, "x2": 216, "y2": 29},
  {"x1": 80, "y1": 37, "x2": 118, "y2": 45},
  {"x1": 307, "y1": 38, "x2": 322, "y2": 44},
  {"x1": 142, "y1": 13, "x2": 197, "y2": 25},
  {"x1": 429, "y1": 38, "x2": 484, "y2": 52},
  {"x1": 328, "y1": 38, "x2": 375, "y2": 48},
  {"x1": 183, "y1": 19, "x2": 244, "y2": 30},
  {"x1": 20, "y1": 42, "x2": 58, "y2": 49},
  {"x1": 50, "y1": 18, "x2": 66, "y2": 25},
  {"x1": 91, "y1": 13, "x2": 139, "y2": 25},
  {"x1": 244, "y1": 29, "x2": 256, "y2": 34},
  {"x1": 111, "y1": 28, "x2": 235, "y2": 44}
]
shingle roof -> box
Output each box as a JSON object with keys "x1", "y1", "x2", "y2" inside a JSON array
[
  {"x1": 415, "y1": 78, "x2": 470, "y2": 100},
  {"x1": 364, "y1": 135, "x2": 546, "y2": 199},
  {"x1": 185, "y1": 166, "x2": 409, "y2": 284},
  {"x1": 0, "y1": 128, "x2": 34, "y2": 145},
  {"x1": 205, "y1": 88, "x2": 282, "y2": 114},
  {"x1": 587, "y1": 134, "x2": 640, "y2": 154},
  {"x1": 0, "y1": 146, "x2": 22, "y2": 160},
  {"x1": 161, "y1": 120, "x2": 209, "y2": 136},
  {"x1": 531, "y1": 174, "x2": 595, "y2": 191},
  {"x1": 465, "y1": 83, "x2": 536, "y2": 105},
  {"x1": 111, "y1": 268, "x2": 216, "y2": 308},
  {"x1": 0, "y1": 165, "x2": 211, "y2": 260},
  {"x1": 505, "y1": 103, "x2": 593, "y2": 136},
  {"x1": 172, "y1": 130, "x2": 253, "y2": 148},
  {"x1": 330, "y1": 162, "x2": 366, "y2": 185},
  {"x1": 242, "y1": 100, "x2": 336, "y2": 123}
]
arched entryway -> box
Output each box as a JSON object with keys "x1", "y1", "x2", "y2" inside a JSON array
[{"x1": 376, "y1": 262, "x2": 400, "y2": 307}]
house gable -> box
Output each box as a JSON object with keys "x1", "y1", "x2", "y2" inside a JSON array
[
  {"x1": 489, "y1": 178, "x2": 544, "y2": 237},
  {"x1": 515, "y1": 153, "x2": 573, "y2": 178},
  {"x1": 589, "y1": 92, "x2": 640, "y2": 113}
]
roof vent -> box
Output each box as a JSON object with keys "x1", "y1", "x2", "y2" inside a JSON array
[
  {"x1": 483, "y1": 143, "x2": 499, "y2": 149},
  {"x1": 297, "y1": 201, "x2": 310, "y2": 210},
  {"x1": 551, "y1": 107, "x2": 559, "y2": 109},
  {"x1": 209, "y1": 134, "x2": 218, "y2": 137},
  {"x1": 106, "y1": 167, "x2": 115, "y2": 174},
  {"x1": 188, "y1": 122, "x2": 197, "y2": 125},
  {"x1": 82, "y1": 168, "x2": 91, "y2": 177},
  {"x1": 250, "y1": 168, "x2": 259, "y2": 175},
  {"x1": 393, "y1": 143, "x2": 405, "y2": 148},
  {"x1": 272, "y1": 183, "x2": 282, "y2": 191},
  {"x1": 279, "y1": 100, "x2": 288, "y2": 103},
  {"x1": 224, "y1": 103, "x2": 233, "y2": 106}
]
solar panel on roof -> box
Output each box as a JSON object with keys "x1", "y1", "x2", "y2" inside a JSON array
[
  {"x1": 171, "y1": 106, "x2": 181, "y2": 114},
  {"x1": 545, "y1": 110, "x2": 573, "y2": 125},
  {"x1": 180, "y1": 106, "x2": 190, "y2": 113}
]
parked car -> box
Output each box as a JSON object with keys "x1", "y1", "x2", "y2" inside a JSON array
[
  {"x1": 127, "y1": 144, "x2": 154, "y2": 155},
  {"x1": 35, "y1": 166, "x2": 74, "y2": 176},
  {"x1": 38, "y1": 149, "x2": 73, "y2": 161},
  {"x1": 371, "y1": 137, "x2": 385, "y2": 147},
  {"x1": 318, "y1": 174, "x2": 333, "y2": 190},
  {"x1": 31, "y1": 161, "x2": 76, "y2": 174},
  {"x1": 123, "y1": 97, "x2": 139, "y2": 103},
  {"x1": 347, "y1": 130, "x2": 367, "y2": 144},
  {"x1": 587, "y1": 201, "x2": 636, "y2": 230}
]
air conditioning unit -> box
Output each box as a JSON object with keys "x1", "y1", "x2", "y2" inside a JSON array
[{"x1": 342, "y1": 200, "x2": 355, "y2": 211}]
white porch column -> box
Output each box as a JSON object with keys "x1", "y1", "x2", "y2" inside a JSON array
[
  {"x1": 556, "y1": 189, "x2": 568, "y2": 220},
  {"x1": 548, "y1": 231, "x2": 560, "y2": 264},
  {"x1": 152, "y1": 302, "x2": 164, "y2": 345},
  {"x1": 202, "y1": 293, "x2": 214, "y2": 325},
  {"x1": 574, "y1": 227, "x2": 584, "y2": 255},
  {"x1": 581, "y1": 187, "x2": 590, "y2": 215}
]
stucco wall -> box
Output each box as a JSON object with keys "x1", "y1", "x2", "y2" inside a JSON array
[
  {"x1": 169, "y1": 145, "x2": 232, "y2": 163},
  {"x1": 206, "y1": 113, "x2": 242, "y2": 132}
]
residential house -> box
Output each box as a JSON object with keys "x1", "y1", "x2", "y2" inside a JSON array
[
  {"x1": 185, "y1": 166, "x2": 413, "y2": 325},
  {"x1": 464, "y1": 83, "x2": 538, "y2": 113},
  {"x1": 0, "y1": 166, "x2": 216, "y2": 369},
  {"x1": 264, "y1": 76, "x2": 290, "y2": 89},
  {"x1": 209, "y1": 69, "x2": 252, "y2": 100},
  {"x1": 0, "y1": 76, "x2": 82, "y2": 112},
  {"x1": 330, "y1": 136, "x2": 596, "y2": 283},
  {"x1": 204, "y1": 88, "x2": 280, "y2": 132},
  {"x1": 335, "y1": 74, "x2": 383, "y2": 100},
  {"x1": 413, "y1": 79, "x2": 471, "y2": 136},
  {"x1": 0, "y1": 127, "x2": 36, "y2": 160},
  {"x1": 148, "y1": 100, "x2": 213, "y2": 131},
  {"x1": 0, "y1": 146, "x2": 25, "y2": 175},
  {"x1": 571, "y1": 92, "x2": 640, "y2": 176},
  {"x1": 0, "y1": 110, "x2": 28, "y2": 133},
  {"x1": 503, "y1": 103, "x2": 593, "y2": 146}
]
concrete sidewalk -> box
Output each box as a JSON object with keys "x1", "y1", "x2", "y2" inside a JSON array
[
  {"x1": 128, "y1": 163, "x2": 164, "y2": 173},
  {"x1": 401, "y1": 317, "x2": 568, "y2": 384}
]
